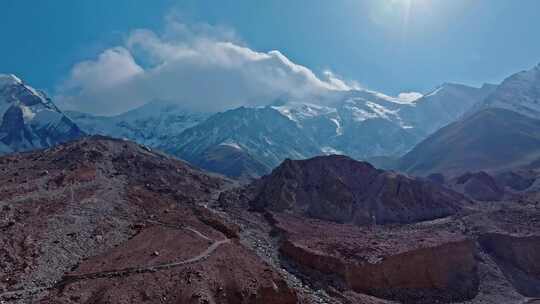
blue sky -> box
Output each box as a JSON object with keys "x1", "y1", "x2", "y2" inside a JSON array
[{"x1": 1, "y1": 0, "x2": 540, "y2": 114}]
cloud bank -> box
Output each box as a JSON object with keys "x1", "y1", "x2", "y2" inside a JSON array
[{"x1": 57, "y1": 21, "x2": 357, "y2": 116}]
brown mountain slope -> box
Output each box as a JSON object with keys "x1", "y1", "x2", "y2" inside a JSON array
[{"x1": 0, "y1": 136, "x2": 297, "y2": 304}]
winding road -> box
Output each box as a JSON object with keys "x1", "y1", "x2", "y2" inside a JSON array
[{"x1": 0, "y1": 224, "x2": 230, "y2": 300}]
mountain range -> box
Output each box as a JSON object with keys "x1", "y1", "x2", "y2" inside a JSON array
[
  {"x1": 1, "y1": 63, "x2": 539, "y2": 181},
  {"x1": 65, "y1": 82, "x2": 494, "y2": 178}
]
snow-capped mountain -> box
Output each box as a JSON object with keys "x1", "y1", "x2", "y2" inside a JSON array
[
  {"x1": 67, "y1": 100, "x2": 210, "y2": 147},
  {"x1": 0, "y1": 74, "x2": 83, "y2": 154},
  {"x1": 271, "y1": 96, "x2": 420, "y2": 159},
  {"x1": 156, "y1": 84, "x2": 491, "y2": 177},
  {"x1": 269, "y1": 84, "x2": 494, "y2": 159},
  {"x1": 480, "y1": 63, "x2": 540, "y2": 119},
  {"x1": 164, "y1": 106, "x2": 322, "y2": 171},
  {"x1": 67, "y1": 80, "x2": 492, "y2": 178}
]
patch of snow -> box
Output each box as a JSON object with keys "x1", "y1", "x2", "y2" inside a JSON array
[
  {"x1": 20, "y1": 105, "x2": 36, "y2": 123},
  {"x1": 262, "y1": 136, "x2": 275, "y2": 146},
  {"x1": 362, "y1": 89, "x2": 419, "y2": 105},
  {"x1": 329, "y1": 118, "x2": 343, "y2": 135},
  {"x1": 397, "y1": 92, "x2": 423, "y2": 103},
  {"x1": 321, "y1": 146, "x2": 344, "y2": 155},
  {"x1": 219, "y1": 140, "x2": 243, "y2": 150},
  {"x1": 344, "y1": 103, "x2": 378, "y2": 122},
  {"x1": 424, "y1": 87, "x2": 444, "y2": 98},
  {"x1": 0, "y1": 74, "x2": 22, "y2": 87},
  {"x1": 272, "y1": 102, "x2": 336, "y2": 122},
  {"x1": 365, "y1": 101, "x2": 398, "y2": 120},
  {"x1": 272, "y1": 105, "x2": 297, "y2": 122},
  {"x1": 30, "y1": 108, "x2": 63, "y2": 127}
]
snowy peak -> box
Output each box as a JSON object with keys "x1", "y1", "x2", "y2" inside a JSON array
[
  {"x1": 0, "y1": 74, "x2": 84, "y2": 154},
  {"x1": 0, "y1": 74, "x2": 23, "y2": 87}
]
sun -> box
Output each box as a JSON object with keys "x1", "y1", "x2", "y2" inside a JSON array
[
  {"x1": 385, "y1": 0, "x2": 432, "y2": 32},
  {"x1": 389, "y1": 0, "x2": 431, "y2": 13}
]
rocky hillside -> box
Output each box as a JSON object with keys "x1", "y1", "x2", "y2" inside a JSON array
[
  {"x1": 2, "y1": 138, "x2": 539, "y2": 304},
  {"x1": 0, "y1": 136, "x2": 299, "y2": 304},
  {"x1": 242, "y1": 155, "x2": 468, "y2": 225},
  {"x1": 0, "y1": 74, "x2": 83, "y2": 154},
  {"x1": 218, "y1": 156, "x2": 540, "y2": 304}
]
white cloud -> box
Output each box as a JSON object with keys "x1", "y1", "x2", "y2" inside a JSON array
[
  {"x1": 67, "y1": 47, "x2": 143, "y2": 89},
  {"x1": 56, "y1": 21, "x2": 355, "y2": 116}
]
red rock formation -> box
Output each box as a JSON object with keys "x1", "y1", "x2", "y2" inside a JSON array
[
  {"x1": 251, "y1": 155, "x2": 467, "y2": 225},
  {"x1": 344, "y1": 240, "x2": 477, "y2": 302},
  {"x1": 271, "y1": 213, "x2": 479, "y2": 303}
]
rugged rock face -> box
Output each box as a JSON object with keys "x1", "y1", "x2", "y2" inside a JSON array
[
  {"x1": 0, "y1": 74, "x2": 84, "y2": 154},
  {"x1": 249, "y1": 155, "x2": 467, "y2": 225},
  {"x1": 0, "y1": 136, "x2": 298, "y2": 304}
]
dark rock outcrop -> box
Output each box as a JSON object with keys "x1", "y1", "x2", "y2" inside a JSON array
[
  {"x1": 250, "y1": 155, "x2": 467, "y2": 225},
  {"x1": 450, "y1": 171, "x2": 505, "y2": 201}
]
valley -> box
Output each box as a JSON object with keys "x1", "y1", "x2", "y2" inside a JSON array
[{"x1": 1, "y1": 57, "x2": 540, "y2": 304}]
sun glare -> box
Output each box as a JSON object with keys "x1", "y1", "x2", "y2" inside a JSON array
[{"x1": 384, "y1": 0, "x2": 433, "y2": 37}]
